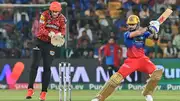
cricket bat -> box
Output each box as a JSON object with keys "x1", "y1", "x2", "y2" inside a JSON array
[{"x1": 157, "y1": 8, "x2": 173, "y2": 24}]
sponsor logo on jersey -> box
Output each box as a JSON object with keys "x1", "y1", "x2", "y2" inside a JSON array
[
  {"x1": 46, "y1": 24, "x2": 59, "y2": 30},
  {"x1": 39, "y1": 15, "x2": 45, "y2": 24}
]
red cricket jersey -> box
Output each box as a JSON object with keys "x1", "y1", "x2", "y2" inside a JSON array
[
  {"x1": 36, "y1": 10, "x2": 66, "y2": 42},
  {"x1": 99, "y1": 43, "x2": 122, "y2": 67},
  {"x1": 127, "y1": 46, "x2": 145, "y2": 58},
  {"x1": 117, "y1": 31, "x2": 156, "y2": 78}
]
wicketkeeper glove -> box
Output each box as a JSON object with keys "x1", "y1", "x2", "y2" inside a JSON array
[
  {"x1": 48, "y1": 31, "x2": 55, "y2": 38},
  {"x1": 50, "y1": 32, "x2": 65, "y2": 47}
]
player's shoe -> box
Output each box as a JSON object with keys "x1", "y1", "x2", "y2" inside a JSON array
[
  {"x1": 39, "y1": 92, "x2": 47, "y2": 101},
  {"x1": 145, "y1": 95, "x2": 153, "y2": 101},
  {"x1": 26, "y1": 88, "x2": 34, "y2": 99},
  {"x1": 91, "y1": 95, "x2": 103, "y2": 101},
  {"x1": 91, "y1": 98, "x2": 99, "y2": 101}
]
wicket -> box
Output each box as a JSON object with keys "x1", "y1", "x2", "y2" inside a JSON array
[{"x1": 59, "y1": 62, "x2": 72, "y2": 101}]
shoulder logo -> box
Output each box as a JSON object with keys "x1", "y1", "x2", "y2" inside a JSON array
[{"x1": 40, "y1": 15, "x2": 45, "y2": 20}]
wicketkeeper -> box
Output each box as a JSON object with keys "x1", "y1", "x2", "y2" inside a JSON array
[
  {"x1": 26, "y1": 1, "x2": 66, "y2": 101},
  {"x1": 92, "y1": 15, "x2": 163, "y2": 101}
]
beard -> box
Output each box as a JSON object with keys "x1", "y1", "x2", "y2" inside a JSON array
[
  {"x1": 128, "y1": 23, "x2": 140, "y2": 32},
  {"x1": 128, "y1": 27, "x2": 136, "y2": 32}
]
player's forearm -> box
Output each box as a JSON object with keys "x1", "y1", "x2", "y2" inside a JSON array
[
  {"x1": 98, "y1": 54, "x2": 102, "y2": 59},
  {"x1": 98, "y1": 50, "x2": 102, "y2": 57},
  {"x1": 60, "y1": 25, "x2": 66, "y2": 35},
  {"x1": 147, "y1": 32, "x2": 159, "y2": 40},
  {"x1": 129, "y1": 27, "x2": 148, "y2": 38},
  {"x1": 98, "y1": 48, "x2": 103, "y2": 60}
]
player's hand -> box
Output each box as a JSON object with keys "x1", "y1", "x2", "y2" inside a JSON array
[
  {"x1": 48, "y1": 31, "x2": 55, "y2": 38},
  {"x1": 51, "y1": 32, "x2": 65, "y2": 47},
  {"x1": 148, "y1": 21, "x2": 160, "y2": 34}
]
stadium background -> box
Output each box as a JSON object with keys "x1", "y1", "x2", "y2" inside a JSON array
[{"x1": 0, "y1": 0, "x2": 180, "y2": 101}]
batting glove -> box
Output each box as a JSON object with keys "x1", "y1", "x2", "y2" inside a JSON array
[{"x1": 148, "y1": 21, "x2": 160, "y2": 34}]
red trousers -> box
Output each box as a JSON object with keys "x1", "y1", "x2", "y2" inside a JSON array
[{"x1": 118, "y1": 56, "x2": 156, "y2": 78}]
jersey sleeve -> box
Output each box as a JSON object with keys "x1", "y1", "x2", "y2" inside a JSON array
[
  {"x1": 59, "y1": 15, "x2": 67, "y2": 35},
  {"x1": 124, "y1": 31, "x2": 131, "y2": 39},
  {"x1": 143, "y1": 31, "x2": 151, "y2": 38},
  {"x1": 38, "y1": 12, "x2": 49, "y2": 36},
  {"x1": 98, "y1": 45, "x2": 105, "y2": 55}
]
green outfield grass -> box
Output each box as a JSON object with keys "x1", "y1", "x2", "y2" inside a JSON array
[{"x1": 0, "y1": 90, "x2": 179, "y2": 101}]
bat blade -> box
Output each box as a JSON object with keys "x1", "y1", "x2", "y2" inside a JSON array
[{"x1": 157, "y1": 8, "x2": 173, "y2": 24}]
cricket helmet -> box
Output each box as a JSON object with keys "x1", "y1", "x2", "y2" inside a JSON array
[
  {"x1": 49, "y1": 1, "x2": 62, "y2": 12},
  {"x1": 126, "y1": 15, "x2": 140, "y2": 25}
]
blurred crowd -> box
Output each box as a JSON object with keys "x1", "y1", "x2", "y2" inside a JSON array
[{"x1": 0, "y1": 0, "x2": 180, "y2": 59}]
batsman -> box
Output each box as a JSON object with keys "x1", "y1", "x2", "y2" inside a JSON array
[
  {"x1": 91, "y1": 15, "x2": 163, "y2": 101},
  {"x1": 25, "y1": 1, "x2": 66, "y2": 101}
]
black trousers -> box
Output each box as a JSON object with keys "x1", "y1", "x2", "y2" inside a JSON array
[
  {"x1": 106, "y1": 65, "x2": 117, "y2": 77},
  {"x1": 28, "y1": 39, "x2": 56, "y2": 92}
]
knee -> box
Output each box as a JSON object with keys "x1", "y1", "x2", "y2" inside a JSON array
[
  {"x1": 117, "y1": 70, "x2": 127, "y2": 78},
  {"x1": 150, "y1": 69, "x2": 163, "y2": 80},
  {"x1": 109, "y1": 72, "x2": 123, "y2": 87}
]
